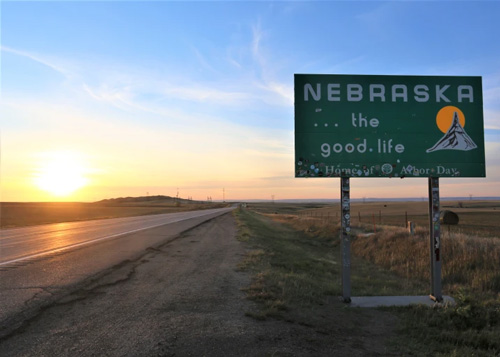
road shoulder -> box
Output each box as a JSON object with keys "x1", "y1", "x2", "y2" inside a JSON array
[{"x1": 0, "y1": 212, "x2": 399, "y2": 356}]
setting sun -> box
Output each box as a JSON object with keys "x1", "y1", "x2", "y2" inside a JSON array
[{"x1": 33, "y1": 151, "x2": 89, "y2": 197}]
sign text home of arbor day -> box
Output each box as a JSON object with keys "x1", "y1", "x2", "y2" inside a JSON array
[{"x1": 294, "y1": 74, "x2": 486, "y2": 178}]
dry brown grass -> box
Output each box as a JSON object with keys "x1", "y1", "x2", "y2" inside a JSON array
[
  {"x1": 351, "y1": 225, "x2": 500, "y2": 297},
  {"x1": 294, "y1": 200, "x2": 500, "y2": 238},
  {"x1": 241, "y1": 204, "x2": 500, "y2": 355},
  {"x1": 262, "y1": 201, "x2": 500, "y2": 299},
  {"x1": 272, "y1": 212, "x2": 500, "y2": 296}
]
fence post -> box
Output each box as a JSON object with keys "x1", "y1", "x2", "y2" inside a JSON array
[{"x1": 408, "y1": 221, "x2": 415, "y2": 235}]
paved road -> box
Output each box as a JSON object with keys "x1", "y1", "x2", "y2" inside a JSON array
[
  {"x1": 0, "y1": 212, "x2": 258, "y2": 356},
  {"x1": 0, "y1": 207, "x2": 234, "y2": 267},
  {"x1": 0, "y1": 207, "x2": 234, "y2": 339}
]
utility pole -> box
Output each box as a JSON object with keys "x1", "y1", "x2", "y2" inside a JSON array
[{"x1": 223, "y1": 188, "x2": 225, "y2": 203}]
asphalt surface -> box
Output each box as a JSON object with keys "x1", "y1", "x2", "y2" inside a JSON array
[
  {"x1": 0, "y1": 212, "x2": 250, "y2": 356},
  {"x1": 1, "y1": 207, "x2": 233, "y2": 266},
  {"x1": 0, "y1": 208, "x2": 234, "y2": 340}
]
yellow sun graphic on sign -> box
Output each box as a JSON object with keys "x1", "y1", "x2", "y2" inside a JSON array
[{"x1": 436, "y1": 106, "x2": 465, "y2": 133}]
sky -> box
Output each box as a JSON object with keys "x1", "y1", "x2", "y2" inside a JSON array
[{"x1": 1, "y1": 0, "x2": 499, "y2": 202}]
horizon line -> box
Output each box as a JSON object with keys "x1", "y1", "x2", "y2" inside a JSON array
[{"x1": 2, "y1": 196, "x2": 499, "y2": 204}]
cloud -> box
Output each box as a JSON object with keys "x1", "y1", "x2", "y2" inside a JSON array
[
  {"x1": 245, "y1": 20, "x2": 294, "y2": 107},
  {"x1": 263, "y1": 81, "x2": 293, "y2": 106},
  {"x1": 1, "y1": 45, "x2": 76, "y2": 80},
  {"x1": 4, "y1": 17, "x2": 296, "y2": 117},
  {"x1": 162, "y1": 85, "x2": 249, "y2": 104},
  {"x1": 190, "y1": 45, "x2": 219, "y2": 74},
  {"x1": 483, "y1": 85, "x2": 500, "y2": 109},
  {"x1": 251, "y1": 20, "x2": 265, "y2": 66},
  {"x1": 355, "y1": 2, "x2": 403, "y2": 35},
  {"x1": 226, "y1": 48, "x2": 243, "y2": 69},
  {"x1": 485, "y1": 142, "x2": 500, "y2": 168},
  {"x1": 484, "y1": 110, "x2": 500, "y2": 130},
  {"x1": 82, "y1": 83, "x2": 137, "y2": 111}
]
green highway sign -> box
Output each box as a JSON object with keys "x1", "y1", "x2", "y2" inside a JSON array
[{"x1": 295, "y1": 74, "x2": 486, "y2": 178}]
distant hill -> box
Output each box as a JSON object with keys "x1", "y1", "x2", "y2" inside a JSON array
[
  {"x1": 94, "y1": 195, "x2": 203, "y2": 206},
  {"x1": 92, "y1": 195, "x2": 499, "y2": 206}
]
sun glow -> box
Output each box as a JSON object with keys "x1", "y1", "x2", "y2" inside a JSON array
[{"x1": 33, "y1": 151, "x2": 89, "y2": 197}]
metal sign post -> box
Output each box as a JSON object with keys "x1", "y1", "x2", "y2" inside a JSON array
[
  {"x1": 341, "y1": 177, "x2": 351, "y2": 303},
  {"x1": 428, "y1": 177, "x2": 443, "y2": 302}
]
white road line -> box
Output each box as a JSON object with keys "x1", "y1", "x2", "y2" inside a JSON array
[
  {"x1": 0, "y1": 221, "x2": 173, "y2": 267},
  {"x1": 0, "y1": 208, "x2": 232, "y2": 267}
]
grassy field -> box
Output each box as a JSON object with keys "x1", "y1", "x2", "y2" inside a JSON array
[
  {"x1": 236, "y1": 201, "x2": 500, "y2": 356},
  {"x1": 250, "y1": 200, "x2": 500, "y2": 238},
  {"x1": 0, "y1": 196, "x2": 228, "y2": 228},
  {"x1": 234, "y1": 208, "x2": 426, "y2": 313}
]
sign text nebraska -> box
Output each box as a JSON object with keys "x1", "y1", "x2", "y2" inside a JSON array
[{"x1": 303, "y1": 83, "x2": 474, "y2": 103}]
